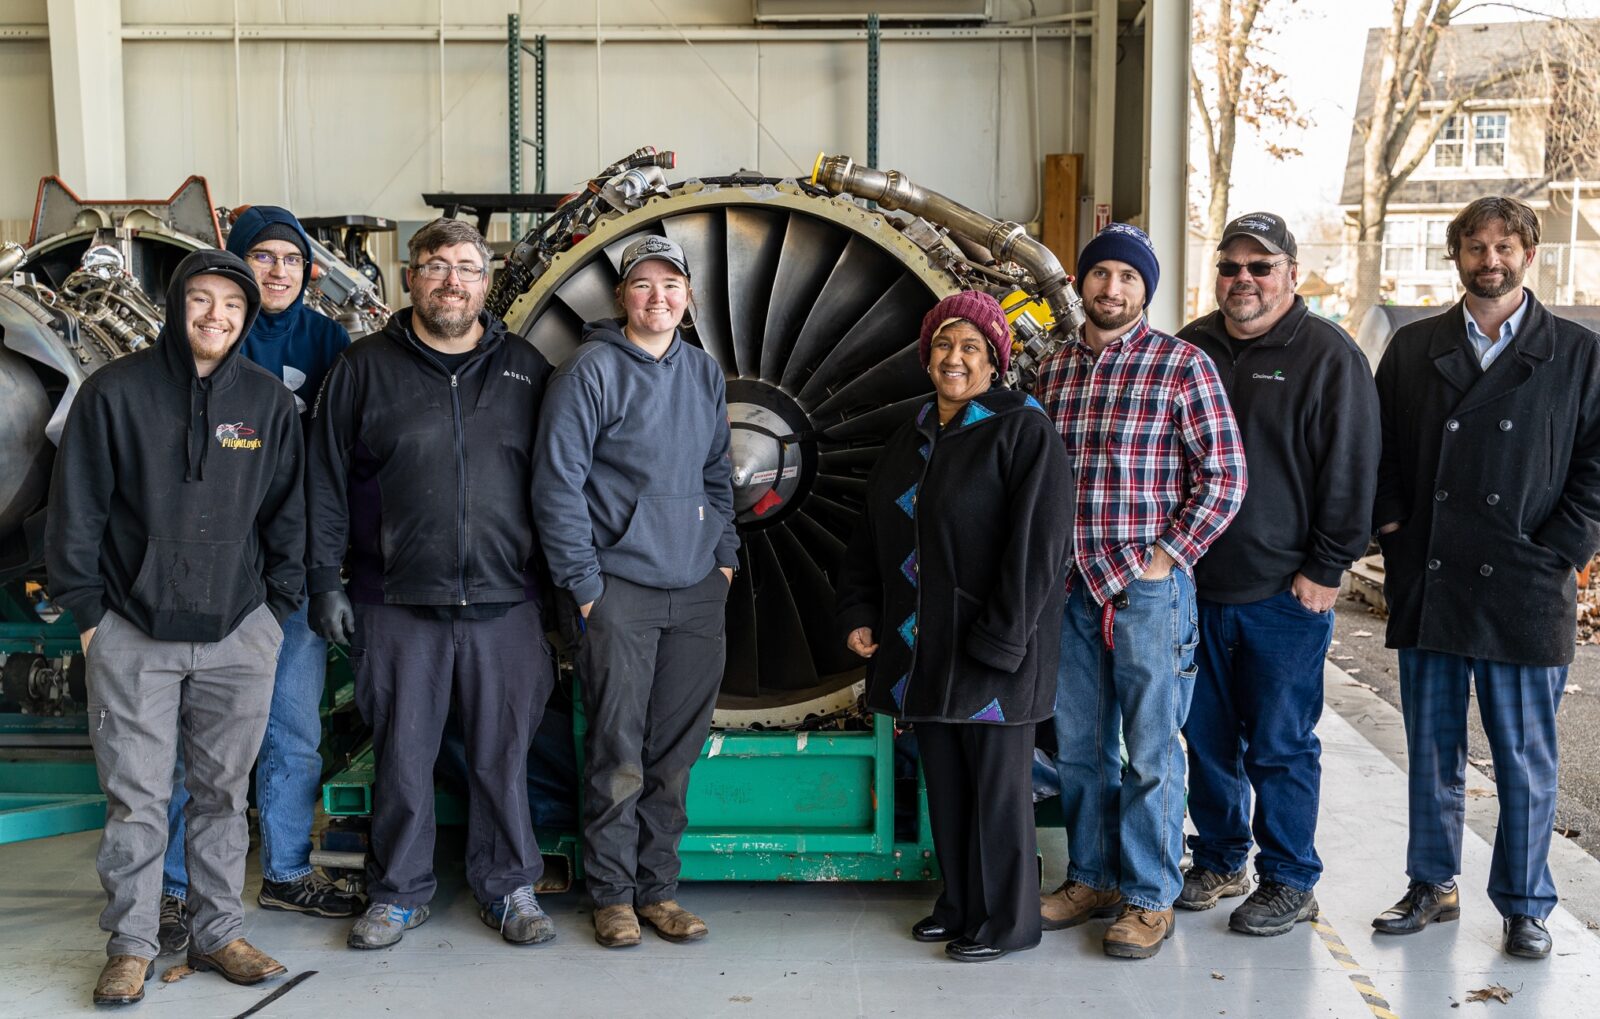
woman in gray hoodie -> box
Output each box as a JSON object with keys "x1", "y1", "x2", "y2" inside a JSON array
[{"x1": 532, "y1": 235, "x2": 739, "y2": 949}]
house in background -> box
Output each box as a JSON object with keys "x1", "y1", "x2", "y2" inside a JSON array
[{"x1": 1339, "y1": 20, "x2": 1600, "y2": 306}]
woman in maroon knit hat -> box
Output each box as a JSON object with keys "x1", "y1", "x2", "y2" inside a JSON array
[{"x1": 836, "y1": 290, "x2": 1074, "y2": 961}]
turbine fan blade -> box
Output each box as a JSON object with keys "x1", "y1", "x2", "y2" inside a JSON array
[{"x1": 724, "y1": 207, "x2": 786, "y2": 378}]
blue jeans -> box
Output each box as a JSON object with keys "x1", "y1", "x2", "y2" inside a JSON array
[
  {"x1": 1399, "y1": 649, "x2": 1566, "y2": 919},
  {"x1": 1184, "y1": 591, "x2": 1333, "y2": 892},
  {"x1": 164, "y1": 603, "x2": 325, "y2": 897},
  {"x1": 1054, "y1": 571, "x2": 1198, "y2": 911}
]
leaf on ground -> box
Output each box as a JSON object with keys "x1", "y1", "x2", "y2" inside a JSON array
[
  {"x1": 1334, "y1": 655, "x2": 1355, "y2": 662},
  {"x1": 160, "y1": 965, "x2": 193, "y2": 983},
  {"x1": 1351, "y1": 630, "x2": 1374, "y2": 638},
  {"x1": 1470, "y1": 757, "x2": 1493, "y2": 768},
  {"x1": 1346, "y1": 667, "x2": 1362, "y2": 675},
  {"x1": 1569, "y1": 684, "x2": 1585, "y2": 694},
  {"x1": 1556, "y1": 826, "x2": 1583, "y2": 839},
  {"x1": 1585, "y1": 919, "x2": 1599, "y2": 930},
  {"x1": 1465, "y1": 984, "x2": 1513, "y2": 1004},
  {"x1": 1466, "y1": 787, "x2": 1497, "y2": 798},
  {"x1": 1346, "y1": 679, "x2": 1379, "y2": 692},
  {"x1": 1211, "y1": 971, "x2": 1225, "y2": 980}
]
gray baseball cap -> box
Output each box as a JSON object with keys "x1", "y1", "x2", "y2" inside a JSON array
[
  {"x1": 1218, "y1": 212, "x2": 1298, "y2": 259},
  {"x1": 620, "y1": 235, "x2": 691, "y2": 279}
]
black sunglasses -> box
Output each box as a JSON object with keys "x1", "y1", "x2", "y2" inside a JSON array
[{"x1": 1217, "y1": 259, "x2": 1290, "y2": 278}]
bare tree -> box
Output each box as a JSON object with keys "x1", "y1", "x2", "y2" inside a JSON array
[{"x1": 1191, "y1": 0, "x2": 1309, "y2": 269}]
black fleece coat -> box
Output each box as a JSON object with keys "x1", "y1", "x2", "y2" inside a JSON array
[
  {"x1": 836, "y1": 389, "x2": 1074, "y2": 724},
  {"x1": 1374, "y1": 292, "x2": 1600, "y2": 666},
  {"x1": 46, "y1": 249, "x2": 305, "y2": 640}
]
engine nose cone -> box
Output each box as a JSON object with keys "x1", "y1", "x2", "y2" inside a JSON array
[{"x1": 728, "y1": 378, "x2": 814, "y2": 527}]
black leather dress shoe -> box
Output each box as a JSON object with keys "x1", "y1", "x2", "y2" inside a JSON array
[
  {"x1": 1372, "y1": 881, "x2": 1460, "y2": 935},
  {"x1": 912, "y1": 916, "x2": 955, "y2": 943},
  {"x1": 1503, "y1": 915, "x2": 1552, "y2": 959},
  {"x1": 945, "y1": 936, "x2": 1008, "y2": 962}
]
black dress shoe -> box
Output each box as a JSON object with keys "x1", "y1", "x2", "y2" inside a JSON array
[
  {"x1": 1372, "y1": 880, "x2": 1460, "y2": 935},
  {"x1": 912, "y1": 916, "x2": 955, "y2": 943},
  {"x1": 945, "y1": 936, "x2": 1008, "y2": 962},
  {"x1": 1503, "y1": 915, "x2": 1552, "y2": 959}
]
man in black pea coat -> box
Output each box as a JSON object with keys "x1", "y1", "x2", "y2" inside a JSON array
[{"x1": 1371, "y1": 195, "x2": 1600, "y2": 960}]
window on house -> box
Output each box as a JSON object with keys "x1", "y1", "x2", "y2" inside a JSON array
[
  {"x1": 1382, "y1": 218, "x2": 1454, "y2": 275},
  {"x1": 1473, "y1": 112, "x2": 1507, "y2": 167},
  {"x1": 1433, "y1": 115, "x2": 1465, "y2": 168}
]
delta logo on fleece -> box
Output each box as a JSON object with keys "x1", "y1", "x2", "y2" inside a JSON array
[{"x1": 215, "y1": 422, "x2": 263, "y2": 450}]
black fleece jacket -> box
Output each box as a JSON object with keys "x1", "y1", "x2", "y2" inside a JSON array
[
  {"x1": 305, "y1": 308, "x2": 552, "y2": 606},
  {"x1": 46, "y1": 249, "x2": 306, "y2": 640},
  {"x1": 1179, "y1": 297, "x2": 1380, "y2": 603}
]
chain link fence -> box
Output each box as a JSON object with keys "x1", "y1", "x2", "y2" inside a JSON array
[{"x1": 1184, "y1": 239, "x2": 1600, "y2": 326}]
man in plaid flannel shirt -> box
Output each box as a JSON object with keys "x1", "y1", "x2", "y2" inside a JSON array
[{"x1": 1036, "y1": 223, "x2": 1246, "y2": 959}]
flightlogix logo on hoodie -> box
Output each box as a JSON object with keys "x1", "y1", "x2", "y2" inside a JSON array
[{"x1": 215, "y1": 422, "x2": 263, "y2": 450}]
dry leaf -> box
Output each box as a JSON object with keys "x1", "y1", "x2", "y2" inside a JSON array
[
  {"x1": 1346, "y1": 680, "x2": 1379, "y2": 692},
  {"x1": 1470, "y1": 757, "x2": 1492, "y2": 768},
  {"x1": 1211, "y1": 971, "x2": 1226, "y2": 980},
  {"x1": 1334, "y1": 655, "x2": 1355, "y2": 662},
  {"x1": 1330, "y1": 639, "x2": 1341, "y2": 646},
  {"x1": 1585, "y1": 919, "x2": 1599, "y2": 930},
  {"x1": 1466, "y1": 788, "x2": 1497, "y2": 798},
  {"x1": 1555, "y1": 826, "x2": 1583, "y2": 839},
  {"x1": 1346, "y1": 668, "x2": 1362, "y2": 675},
  {"x1": 160, "y1": 965, "x2": 193, "y2": 983},
  {"x1": 1465, "y1": 984, "x2": 1513, "y2": 1004},
  {"x1": 1351, "y1": 630, "x2": 1374, "y2": 638}
]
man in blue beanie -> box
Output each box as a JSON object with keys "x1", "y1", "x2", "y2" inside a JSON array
[
  {"x1": 158, "y1": 207, "x2": 359, "y2": 955},
  {"x1": 1036, "y1": 223, "x2": 1247, "y2": 959}
]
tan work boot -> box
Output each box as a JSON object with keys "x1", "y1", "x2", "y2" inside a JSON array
[
  {"x1": 93, "y1": 955, "x2": 153, "y2": 1006},
  {"x1": 637, "y1": 899, "x2": 709, "y2": 943},
  {"x1": 187, "y1": 938, "x2": 287, "y2": 985},
  {"x1": 1103, "y1": 905, "x2": 1175, "y2": 959},
  {"x1": 593, "y1": 904, "x2": 642, "y2": 948},
  {"x1": 1040, "y1": 880, "x2": 1123, "y2": 931}
]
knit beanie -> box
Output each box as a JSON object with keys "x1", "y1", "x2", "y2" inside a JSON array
[
  {"x1": 250, "y1": 222, "x2": 309, "y2": 259},
  {"x1": 918, "y1": 291, "x2": 1011, "y2": 374},
  {"x1": 1077, "y1": 223, "x2": 1159, "y2": 306}
]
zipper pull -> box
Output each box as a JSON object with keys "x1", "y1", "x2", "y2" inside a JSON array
[
  {"x1": 97, "y1": 709, "x2": 107, "y2": 731},
  {"x1": 451, "y1": 374, "x2": 458, "y2": 388}
]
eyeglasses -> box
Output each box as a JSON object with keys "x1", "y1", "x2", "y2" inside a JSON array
[
  {"x1": 246, "y1": 251, "x2": 306, "y2": 270},
  {"x1": 412, "y1": 261, "x2": 487, "y2": 282},
  {"x1": 1217, "y1": 259, "x2": 1291, "y2": 278}
]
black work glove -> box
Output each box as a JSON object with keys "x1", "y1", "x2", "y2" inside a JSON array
[{"x1": 309, "y1": 591, "x2": 356, "y2": 645}]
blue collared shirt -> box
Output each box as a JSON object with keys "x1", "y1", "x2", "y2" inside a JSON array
[{"x1": 1464, "y1": 292, "x2": 1527, "y2": 369}]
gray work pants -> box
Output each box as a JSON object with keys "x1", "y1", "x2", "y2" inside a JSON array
[
  {"x1": 86, "y1": 604, "x2": 281, "y2": 959},
  {"x1": 578, "y1": 570, "x2": 728, "y2": 907}
]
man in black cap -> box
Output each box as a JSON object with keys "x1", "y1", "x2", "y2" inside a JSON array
[
  {"x1": 47, "y1": 249, "x2": 304, "y2": 1004},
  {"x1": 1175, "y1": 213, "x2": 1380, "y2": 937}
]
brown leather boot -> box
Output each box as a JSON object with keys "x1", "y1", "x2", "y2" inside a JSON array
[
  {"x1": 637, "y1": 900, "x2": 708, "y2": 943},
  {"x1": 1103, "y1": 905, "x2": 1175, "y2": 959},
  {"x1": 93, "y1": 955, "x2": 153, "y2": 1006},
  {"x1": 187, "y1": 938, "x2": 287, "y2": 985},
  {"x1": 593, "y1": 904, "x2": 642, "y2": 948},
  {"x1": 1040, "y1": 881, "x2": 1123, "y2": 931}
]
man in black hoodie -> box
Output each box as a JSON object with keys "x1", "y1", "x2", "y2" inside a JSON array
[
  {"x1": 305, "y1": 218, "x2": 557, "y2": 950},
  {"x1": 46, "y1": 250, "x2": 304, "y2": 1005},
  {"x1": 1175, "y1": 213, "x2": 1380, "y2": 937}
]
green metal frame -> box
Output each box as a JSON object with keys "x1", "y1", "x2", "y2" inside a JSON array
[
  {"x1": 507, "y1": 13, "x2": 548, "y2": 241},
  {"x1": 324, "y1": 702, "x2": 940, "y2": 883}
]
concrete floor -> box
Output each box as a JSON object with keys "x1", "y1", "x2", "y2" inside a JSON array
[{"x1": 2, "y1": 686, "x2": 1598, "y2": 1018}]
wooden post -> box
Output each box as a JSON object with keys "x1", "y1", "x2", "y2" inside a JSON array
[{"x1": 1043, "y1": 154, "x2": 1083, "y2": 269}]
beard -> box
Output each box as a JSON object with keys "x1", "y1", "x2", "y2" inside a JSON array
[
  {"x1": 1085, "y1": 299, "x2": 1141, "y2": 333},
  {"x1": 414, "y1": 286, "x2": 482, "y2": 339},
  {"x1": 1463, "y1": 264, "x2": 1524, "y2": 300},
  {"x1": 1222, "y1": 284, "x2": 1278, "y2": 325}
]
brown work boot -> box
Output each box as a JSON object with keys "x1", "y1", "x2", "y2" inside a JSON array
[
  {"x1": 1103, "y1": 905, "x2": 1175, "y2": 959},
  {"x1": 187, "y1": 938, "x2": 287, "y2": 986},
  {"x1": 593, "y1": 904, "x2": 642, "y2": 948},
  {"x1": 1040, "y1": 880, "x2": 1123, "y2": 931},
  {"x1": 93, "y1": 955, "x2": 153, "y2": 1006},
  {"x1": 637, "y1": 899, "x2": 709, "y2": 942}
]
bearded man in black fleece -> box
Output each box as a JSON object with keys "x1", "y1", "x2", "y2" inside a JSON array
[
  {"x1": 1175, "y1": 213, "x2": 1380, "y2": 937},
  {"x1": 305, "y1": 217, "x2": 556, "y2": 951},
  {"x1": 46, "y1": 250, "x2": 304, "y2": 1005}
]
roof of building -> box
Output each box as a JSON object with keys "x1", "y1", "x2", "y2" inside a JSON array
[{"x1": 1339, "y1": 19, "x2": 1598, "y2": 208}]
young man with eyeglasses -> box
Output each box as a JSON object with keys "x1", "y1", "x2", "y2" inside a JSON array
[
  {"x1": 157, "y1": 208, "x2": 359, "y2": 956},
  {"x1": 305, "y1": 217, "x2": 558, "y2": 950},
  {"x1": 1174, "y1": 212, "x2": 1380, "y2": 937}
]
